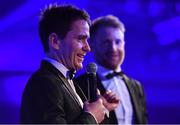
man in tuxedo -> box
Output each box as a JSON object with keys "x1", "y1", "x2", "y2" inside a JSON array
[
  {"x1": 76, "y1": 15, "x2": 148, "y2": 124},
  {"x1": 20, "y1": 5, "x2": 119, "y2": 124}
]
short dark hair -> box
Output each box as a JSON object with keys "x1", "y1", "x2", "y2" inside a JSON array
[
  {"x1": 90, "y1": 15, "x2": 125, "y2": 42},
  {"x1": 39, "y1": 4, "x2": 90, "y2": 52}
]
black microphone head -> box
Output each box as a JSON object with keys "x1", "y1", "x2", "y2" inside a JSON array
[{"x1": 86, "y1": 62, "x2": 97, "y2": 74}]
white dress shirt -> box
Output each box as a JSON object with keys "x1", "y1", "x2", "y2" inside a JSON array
[{"x1": 97, "y1": 64, "x2": 133, "y2": 125}]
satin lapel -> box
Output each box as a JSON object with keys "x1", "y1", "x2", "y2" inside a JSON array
[
  {"x1": 73, "y1": 81, "x2": 87, "y2": 103},
  {"x1": 122, "y1": 74, "x2": 141, "y2": 121},
  {"x1": 97, "y1": 74, "x2": 118, "y2": 124},
  {"x1": 97, "y1": 74, "x2": 106, "y2": 94},
  {"x1": 57, "y1": 74, "x2": 82, "y2": 108}
]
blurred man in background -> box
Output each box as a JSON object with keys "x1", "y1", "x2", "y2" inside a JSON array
[{"x1": 76, "y1": 15, "x2": 148, "y2": 124}]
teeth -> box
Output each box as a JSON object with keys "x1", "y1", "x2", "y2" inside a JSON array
[
  {"x1": 79, "y1": 54, "x2": 85, "y2": 57},
  {"x1": 77, "y1": 53, "x2": 86, "y2": 59}
]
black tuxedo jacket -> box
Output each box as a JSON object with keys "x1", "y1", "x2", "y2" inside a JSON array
[
  {"x1": 20, "y1": 60, "x2": 97, "y2": 124},
  {"x1": 75, "y1": 73, "x2": 148, "y2": 124}
]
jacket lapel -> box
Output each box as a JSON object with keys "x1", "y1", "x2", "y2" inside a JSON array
[
  {"x1": 96, "y1": 73, "x2": 118, "y2": 124},
  {"x1": 73, "y1": 81, "x2": 87, "y2": 103},
  {"x1": 58, "y1": 76, "x2": 83, "y2": 108},
  {"x1": 122, "y1": 74, "x2": 141, "y2": 122},
  {"x1": 96, "y1": 74, "x2": 106, "y2": 94},
  {"x1": 41, "y1": 60, "x2": 82, "y2": 108}
]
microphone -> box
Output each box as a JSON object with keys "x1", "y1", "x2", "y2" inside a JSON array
[
  {"x1": 86, "y1": 62, "x2": 98, "y2": 102},
  {"x1": 86, "y1": 63, "x2": 110, "y2": 117}
]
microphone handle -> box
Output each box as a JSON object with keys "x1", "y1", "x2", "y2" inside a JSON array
[{"x1": 88, "y1": 73, "x2": 97, "y2": 102}]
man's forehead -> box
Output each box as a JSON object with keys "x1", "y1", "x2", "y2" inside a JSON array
[
  {"x1": 96, "y1": 27, "x2": 123, "y2": 37},
  {"x1": 98, "y1": 26, "x2": 122, "y2": 32},
  {"x1": 68, "y1": 20, "x2": 90, "y2": 36}
]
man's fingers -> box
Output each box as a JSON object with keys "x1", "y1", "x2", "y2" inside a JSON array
[
  {"x1": 103, "y1": 90, "x2": 120, "y2": 103},
  {"x1": 104, "y1": 91, "x2": 115, "y2": 99}
]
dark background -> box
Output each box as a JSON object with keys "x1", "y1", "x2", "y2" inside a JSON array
[{"x1": 0, "y1": 0, "x2": 180, "y2": 123}]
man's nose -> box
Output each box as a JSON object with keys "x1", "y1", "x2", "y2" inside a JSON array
[
  {"x1": 110, "y1": 41, "x2": 117, "y2": 51},
  {"x1": 83, "y1": 40, "x2": 91, "y2": 52}
]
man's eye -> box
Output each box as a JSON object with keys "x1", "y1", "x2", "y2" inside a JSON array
[{"x1": 77, "y1": 36, "x2": 86, "y2": 41}]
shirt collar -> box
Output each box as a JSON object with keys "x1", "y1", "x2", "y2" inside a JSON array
[
  {"x1": 97, "y1": 63, "x2": 122, "y2": 77},
  {"x1": 44, "y1": 57, "x2": 69, "y2": 78}
]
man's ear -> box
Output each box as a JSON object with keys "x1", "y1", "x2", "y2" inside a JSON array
[{"x1": 48, "y1": 33, "x2": 60, "y2": 50}]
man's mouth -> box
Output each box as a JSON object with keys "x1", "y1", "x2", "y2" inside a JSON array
[
  {"x1": 77, "y1": 53, "x2": 85, "y2": 61},
  {"x1": 109, "y1": 53, "x2": 119, "y2": 60},
  {"x1": 108, "y1": 52, "x2": 118, "y2": 57}
]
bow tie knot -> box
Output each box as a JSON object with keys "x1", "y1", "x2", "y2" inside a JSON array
[
  {"x1": 105, "y1": 71, "x2": 124, "y2": 79},
  {"x1": 67, "y1": 69, "x2": 76, "y2": 80}
]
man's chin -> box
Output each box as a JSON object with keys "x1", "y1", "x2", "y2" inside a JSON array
[
  {"x1": 75, "y1": 64, "x2": 83, "y2": 70},
  {"x1": 107, "y1": 63, "x2": 119, "y2": 70}
]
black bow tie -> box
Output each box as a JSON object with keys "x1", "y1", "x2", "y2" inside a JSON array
[
  {"x1": 105, "y1": 71, "x2": 124, "y2": 79},
  {"x1": 67, "y1": 69, "x2": 76, "y2": 80}
]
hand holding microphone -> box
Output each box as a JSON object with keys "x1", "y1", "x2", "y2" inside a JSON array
[{"x1": 85, "y1": 62, "x2": 120, "y2": 121}]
